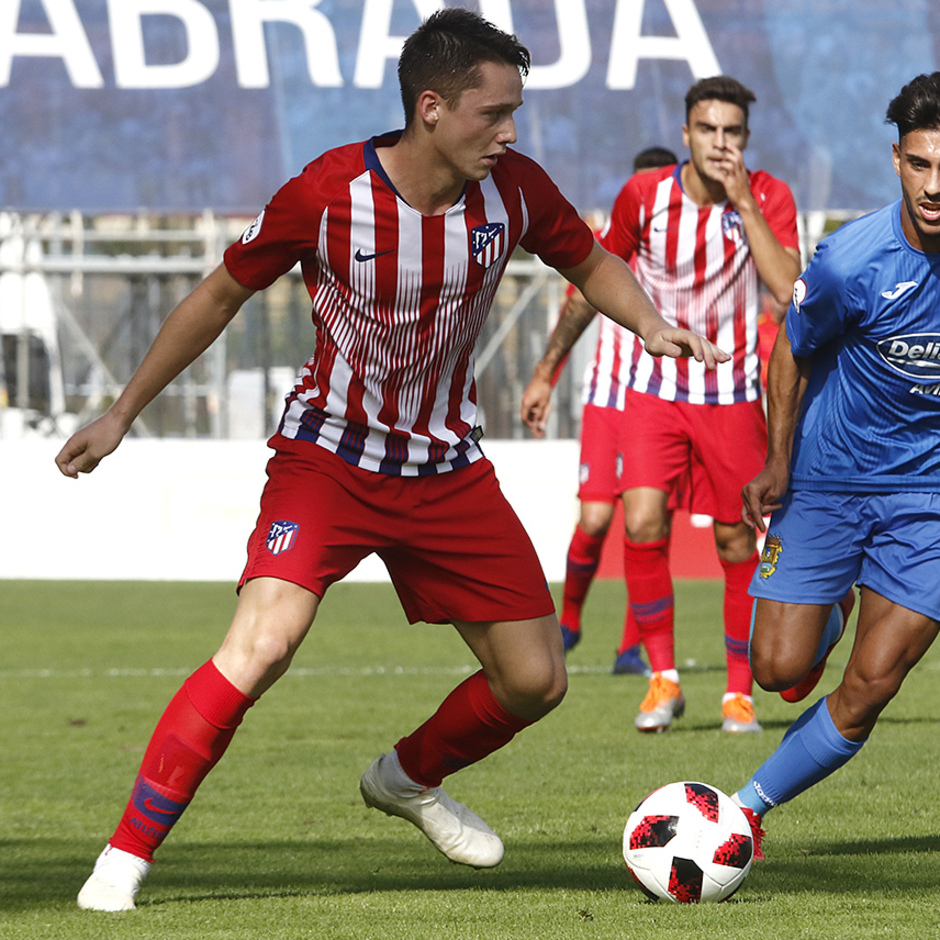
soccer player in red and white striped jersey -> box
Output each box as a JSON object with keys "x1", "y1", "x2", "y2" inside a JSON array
[
  {"x1": 57, "y1": 10, "x2": 728, "y2": 912},
  {"x1": 523, "y1": 77, "x2": 801, "y2": 736},
  {"x1": 56, "y1": 9, "x2": 727, "y2": 910}
]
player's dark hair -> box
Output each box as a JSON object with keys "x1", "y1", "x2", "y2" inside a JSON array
[
  {"x1": 685, "y1": 76, "x2": 756, "y2": 128},
  {"x1": 398, "y1": 8, "x2": 530, "y2": 129},
  {"x1": 886, "y1": 72, "x2": 940, "y2": 139},
  {"x1": 633, "y1": 147, "x2": 678, "y2": 172}
]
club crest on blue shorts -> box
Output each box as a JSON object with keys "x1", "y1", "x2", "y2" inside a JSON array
[{"x1": 266, "y1": 520, "x2": 299, "y2": 555}]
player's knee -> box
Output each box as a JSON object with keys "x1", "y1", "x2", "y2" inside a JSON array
[
  {"x1": 622, "y1": 514, "x2": 668, "y2": 543},
  {"x1": 220, "y1": 629, "x2": 299, "y2": 692},
  {"x1": 748, "y1": 640, "x2": 810, "y2": 692},
  {"x1": 501, "y1": 666, "x2": 567, "y2": 720}
]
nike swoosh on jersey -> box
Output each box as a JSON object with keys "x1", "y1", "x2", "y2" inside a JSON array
[{"x1": 354, "y1": 248, "x2": 394, "y2": 262}]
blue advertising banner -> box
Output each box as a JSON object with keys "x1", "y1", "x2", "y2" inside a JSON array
[{"x1": 1, "y1": 0, "x2": 937, "y2": 215}]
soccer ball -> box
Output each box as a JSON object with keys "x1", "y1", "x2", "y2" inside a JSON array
[{"x1": 622, "y1": 781, "x2": 753, "y2": 903}]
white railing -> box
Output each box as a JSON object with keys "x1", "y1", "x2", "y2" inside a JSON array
[{"x1": 0, "y1": 208, "x2": 867, "y2": 441}]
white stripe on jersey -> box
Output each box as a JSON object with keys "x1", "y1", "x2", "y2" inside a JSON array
[{"x1": 632, "y1": 173, "x2": 762, "y2": 405}]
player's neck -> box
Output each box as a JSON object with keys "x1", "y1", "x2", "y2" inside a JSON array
[
  {"x1": 376, "y1": 136, "x2": 465, "y2": 216},
  {"x1": 680, "y1": 161, "x2": 727, "y2": 208}
]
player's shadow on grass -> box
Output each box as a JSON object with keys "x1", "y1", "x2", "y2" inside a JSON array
[
  {"x1": 6, "y1": 837, "x2": 632, "y2": 910},
  {"x1": 17, "y1": 832, "x2": 940, "y2": 910},
  {"x1": 751, "y1": 834, "x2": 940, "y2": 895}
]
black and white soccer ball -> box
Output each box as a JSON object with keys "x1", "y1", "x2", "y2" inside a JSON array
[{"x1": 622, "y1": 781, "x2": 753, "y2": 903}]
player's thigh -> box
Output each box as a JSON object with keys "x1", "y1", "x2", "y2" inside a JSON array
[
  {"x1": 749, "y1": 597, "x2": 832, "y2": 687},
  {"x1": 682, "y1": 398, "x2": 766, "y2": 523},
  {"x1": 215, "y1": 577, "x2": 321, "y2": 696},
  {"x1": 453, "y1": 614, "x2": 566, "y2": 719},
  {"x1": 380, "y1": 459, "x2": 555, "y2": 628}
]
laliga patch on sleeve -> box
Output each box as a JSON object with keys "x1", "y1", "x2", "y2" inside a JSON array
[
  {"x1": 242, "y1": 210, "x2": 266, "y2": 245},
  {"x1": 792, "y1": 277, "x2": 807, "y2": 312}
]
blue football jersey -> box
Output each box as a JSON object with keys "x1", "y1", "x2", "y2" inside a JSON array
[{"x1": 787, "y1": 201, "x2": 940, "y2": 493}]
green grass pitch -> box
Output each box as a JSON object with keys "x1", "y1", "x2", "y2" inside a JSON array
[{"x1": 3, "y1": 578, "x2": 940, "y2": 939}]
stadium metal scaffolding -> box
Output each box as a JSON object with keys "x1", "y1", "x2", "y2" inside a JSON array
[{"x1": 0, "y1": 209, "x2": 860, "y2": 442}]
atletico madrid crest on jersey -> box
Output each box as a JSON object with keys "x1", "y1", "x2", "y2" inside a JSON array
[
  {"x1": 471, "y1": 222, "x2": 506, "y2": 268},
  {"x1": 722, "y1": 209, "x2": 744, "y2": 247},
  {"x1": 266, "y1": 520, "x2": 299, "y2": 555}
]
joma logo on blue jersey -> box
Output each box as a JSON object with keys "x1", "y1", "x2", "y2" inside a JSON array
[{"x1": 876, "y1": 333, "x2": 940, "y2": 382}]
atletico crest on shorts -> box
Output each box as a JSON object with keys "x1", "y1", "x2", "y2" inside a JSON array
[
  {"x1": 471, "y1": 222, "x2": 506, "y2": 268},
  {"x1": 266, "y1": 520, "x2": 299, "y2": 555}
]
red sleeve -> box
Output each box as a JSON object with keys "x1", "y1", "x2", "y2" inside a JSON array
[
  {"x1": 223, "y1": 161, "x2": 328, "y2": 291},
  {"x1": 751, "y1": 171, "x2": 799, "y2": 252},
  {"x1": 599, "y1": 175, "x2": 643, "y2": 261},
  {"x1": 512, "y1": 153, "x2": 595, "y2": 269}
]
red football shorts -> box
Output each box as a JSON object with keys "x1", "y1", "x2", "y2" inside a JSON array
[
  {"x1": 576, "y1": 403, "x2": 623, "y2": 503},
  {"x1": 239, "y1": 439, "x2": 555, "y2": 625},
  {"x1": 578, "y1": 402, "x2": 682, "y2": 510},
  {"x1": 618, "y1": 389, "x2": 767, "y2": 523}
]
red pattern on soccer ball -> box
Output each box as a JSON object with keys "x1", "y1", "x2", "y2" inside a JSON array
[
  {"x1": 629, "y1": 814, "x2": 679, "y2": 850},
  {"x1": 713, "y1": 831, "x2": 753, "y2": 868},
  {"x1": 684, "y1": 782, "x2": 720, "y2": 822},
  {"x1": 668, "y1": 857, "x2": 705, "y2": 903}
]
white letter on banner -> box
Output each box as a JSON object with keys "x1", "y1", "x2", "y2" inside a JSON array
[
  {"x1": 230, "y1": 0, "x2": 341, "y2": 89},
  {"x1": 108, "y1": 0, "x2": 219, "y2": 89},
  {"x1": 353, "y1": 0, "x2": 441, "y2": 89},
  {"x1": 0, "y1": 0, "x2": 103, "y2": 87},
  {"x1": 480, "y1": 0, "x2": 590, "y2": 89},
  {"x1": 607, "y1": 0, "x2": 720, "y2": 90}
]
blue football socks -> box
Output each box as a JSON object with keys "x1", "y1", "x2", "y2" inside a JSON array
[{"x1": 734, "y1": 697, "x2": 864, "y2": 816}]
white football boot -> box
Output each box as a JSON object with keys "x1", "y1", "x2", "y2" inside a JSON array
[
  {"x1": 77, "y1": 844, "x2": 151, "y2": 911},
  {"x1": 360, "y1": 752, "x2": 504, "y2": 868}
]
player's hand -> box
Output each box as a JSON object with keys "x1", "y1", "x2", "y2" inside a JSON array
[
  {"x1": 643, "y1": 327, "x2": 730, "y2": 370},
  {"x1": 740, "y1": 459, "x2": 789, "y2": 532},
  {"x1": 521, "y1": 374, "x2": 553, "y2": 438},
  {"x1": 713, "y1": 142, "x2": 751, "y2": 208},
  {"x1": 54, "y1": 411, "x2": 131, "y2": 478}
]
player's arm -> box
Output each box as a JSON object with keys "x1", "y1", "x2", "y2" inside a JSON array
[
  {"x1": 55, "y1": 265, "x2": 255, "y2": 478},
  {"x1": 561, "y1": 241, "x2": 729, "y2": 366},
  {"x1": 520, "y1": 287, "x2": 596, "y2": 438},
  {"x1": 740, "y1": 325, "x2": 812, "y2": 531},
  {"x1": 718, "y1": 146, "x2": 801, "y2": 305}
]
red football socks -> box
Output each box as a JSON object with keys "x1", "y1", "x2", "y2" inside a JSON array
[
  {"x1": 622, "y1": 536, "x2": 674, "y2": 673},
  {"x1": 721, "y1": 553, "x2": 759, "y2": 695},
  {"x1": 560, "y1": 525, "x2": 605, "y2": 631},
  {"x1": 395, "y1": 670, "x2": 532, "y2": 789},
  {"x1": 109, "y1": 660, "x2": 256, "y2": 862}
]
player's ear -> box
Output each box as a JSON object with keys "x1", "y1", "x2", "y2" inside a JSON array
[
  {"x1": 681, "y1": 124, "x2": 690, "y2": 149},
  {"x1": 418, "y1": 90, "x2": 443, "y2": 127},
  {"x1": 893, "y1": 141, "x2": 902, "y2": 178}
]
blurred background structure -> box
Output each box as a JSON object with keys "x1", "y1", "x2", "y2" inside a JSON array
[{"x1": 0, "y1": 0, "x2": 934, "y2": 443}]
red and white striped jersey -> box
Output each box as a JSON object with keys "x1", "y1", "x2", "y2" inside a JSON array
[
  {"x1": 573, "y1": 228, "x2": 638, "y2": 410},
  {"x1": 581, "y1": 313, "x2": 634, "y2": 409},
  {"x1": 224, "y1": 132, "x2": 594, "y2": 475},
  {"x1": 601, "y1": 163, "x2": 798, "y2": 405}
]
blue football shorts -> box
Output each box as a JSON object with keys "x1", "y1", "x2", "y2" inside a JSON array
[{"x1": 750, "y1": 488, "x2": 940, "y2": 621}]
